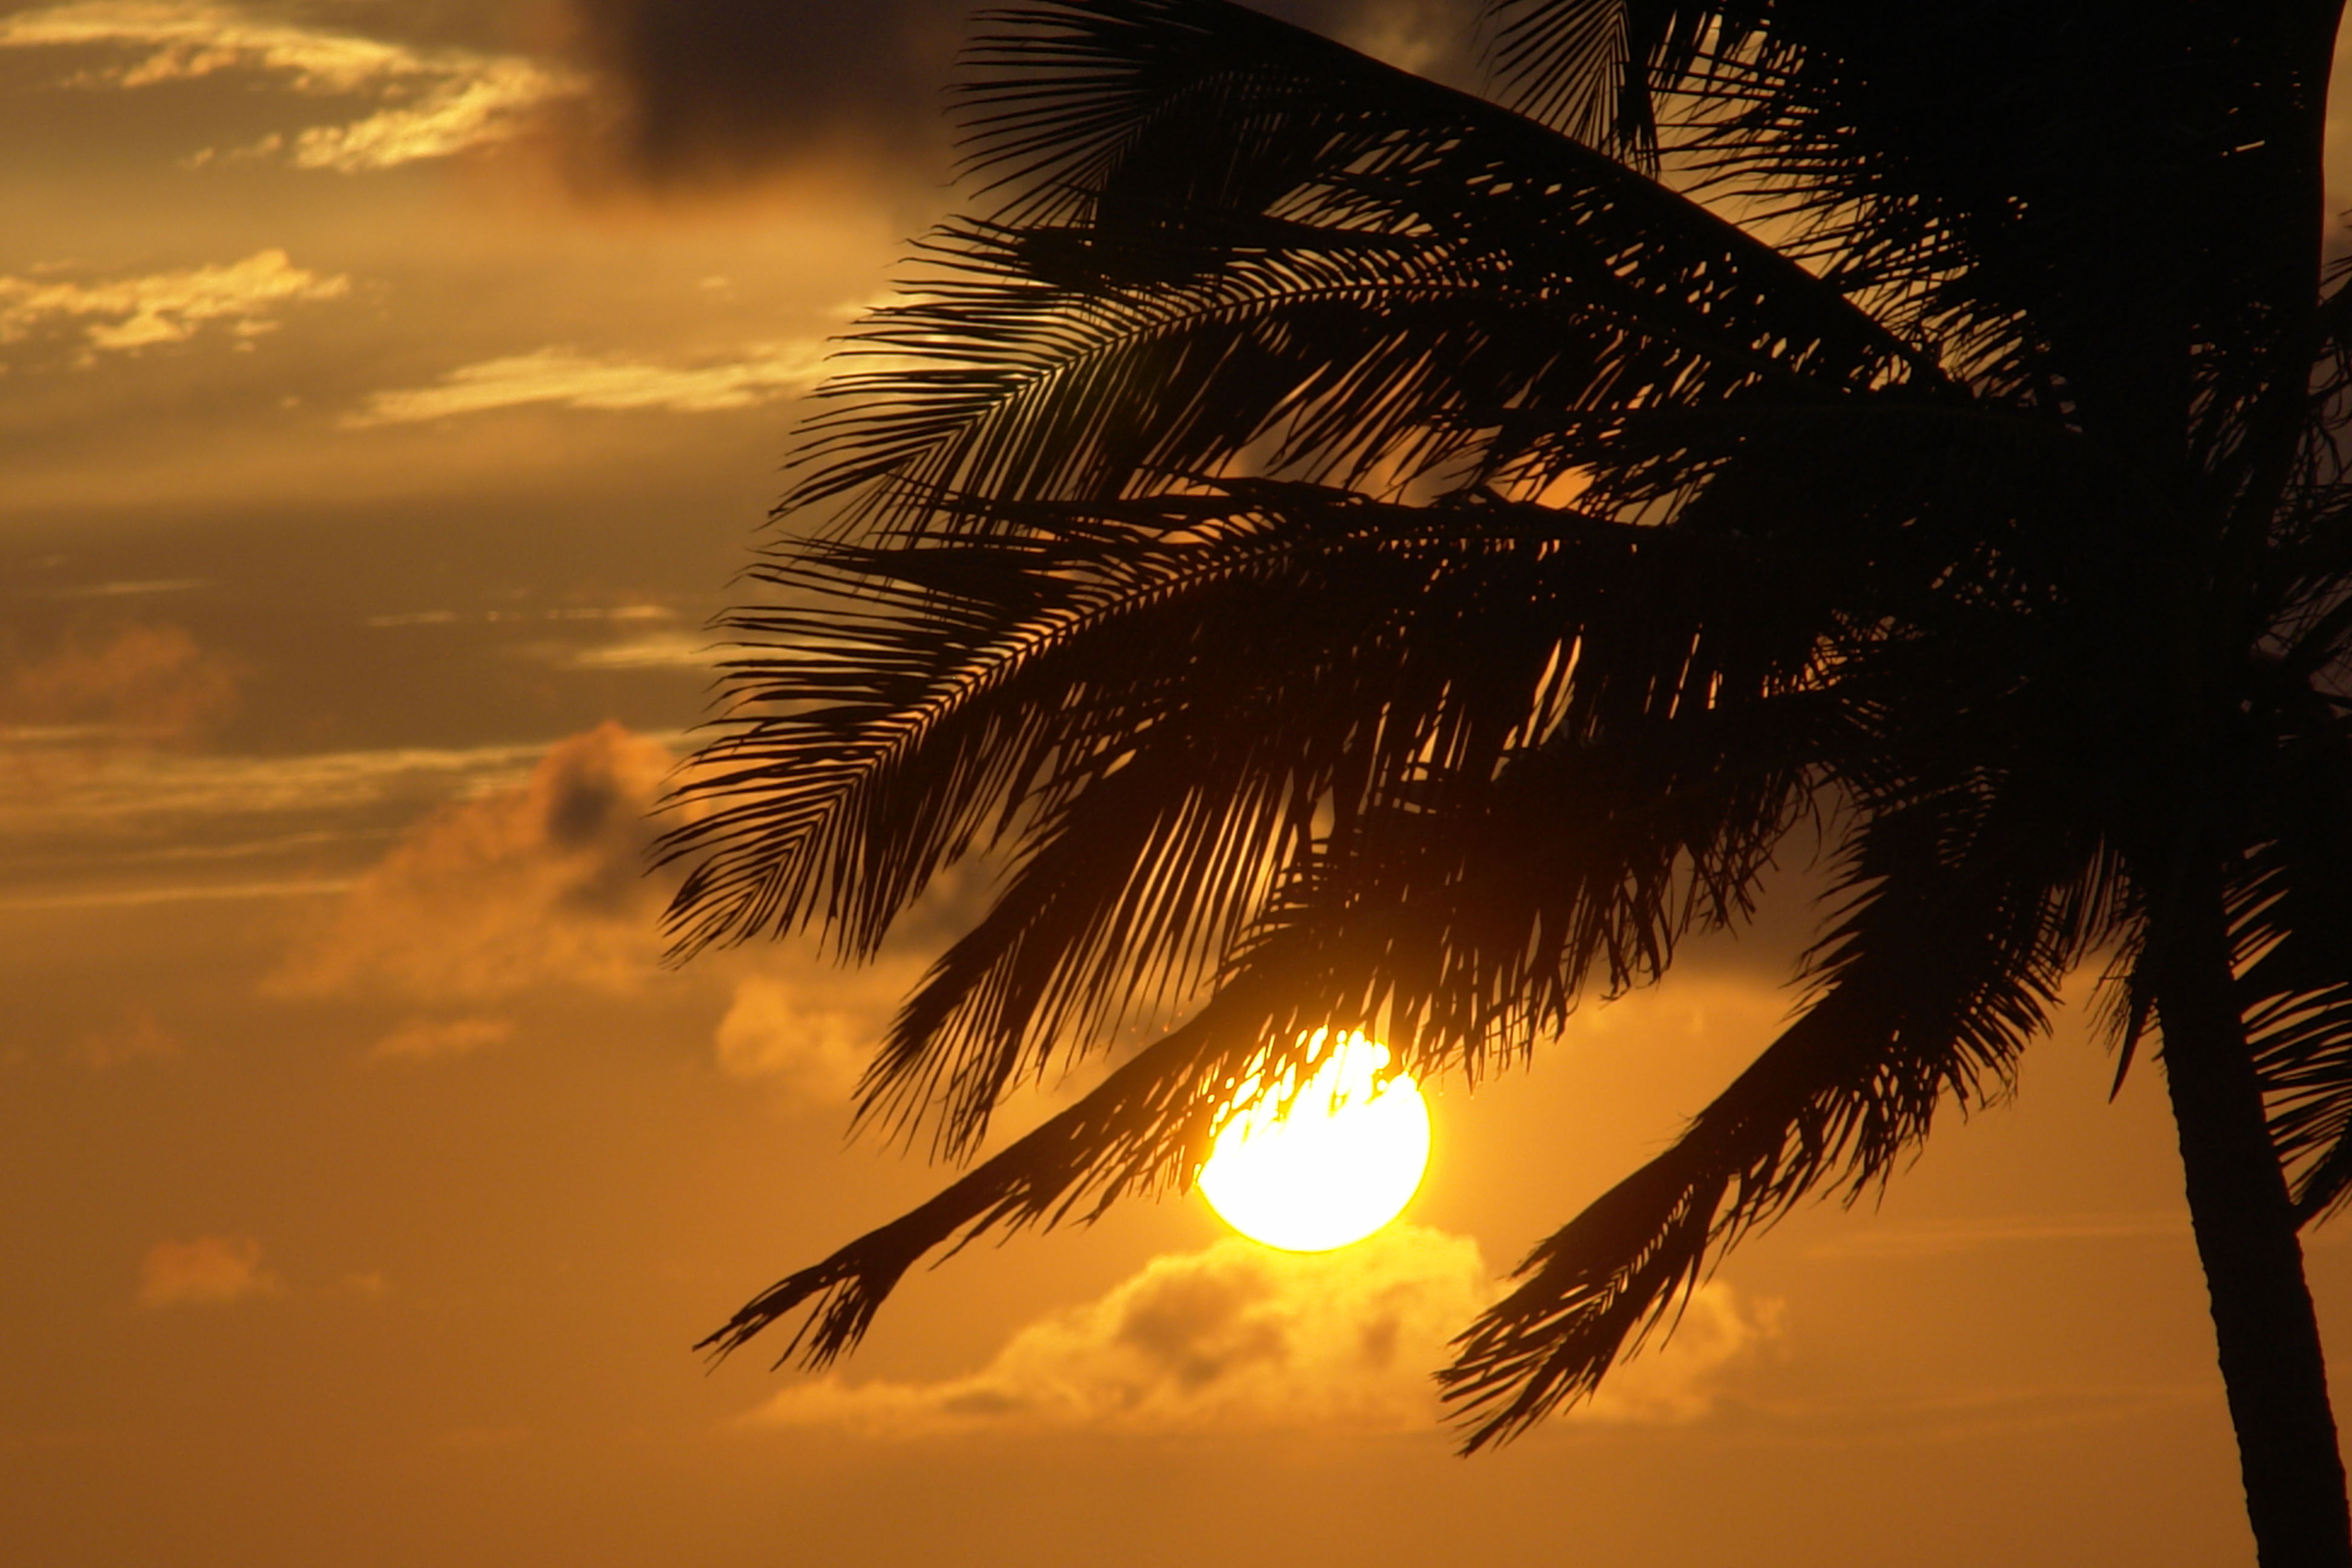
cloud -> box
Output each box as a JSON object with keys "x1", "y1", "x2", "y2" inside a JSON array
[
  {"x1": 561, "y1": 630, "x2": 719, "y2": 670},
  {"x1": 343, "y1": 344, "x2": 828, "y2": 427},
  {"x1": 0, "y1": 2, "x2": 583, "y2": 171},
  {"x1": 1579, "y1": 1281, "x2": 1780, "y2": 1423},
  {"x1": 740, "y1": 1227, "x2": 1773, "y2": 1437},
  {"x1": 0, "y1": 621, "x2": 247, "y2": 814},
  {"x1": 713, "y1": 975, "x2": 867, "y2": 1103},
  {"x1": 267, "y1": 722, "x2": 678, "y2": 1002},
  {"x1": 40, "y1": 577, "x2": 208, "y2": 599},
  {"x1": 555, "y1": 0, "x2": 965, "y2": 185},
  {"x1": 554, "y1": 0, "x2": 1480, "y2": 190},
  {"x1": 139, "y1": 1234, "x2": 283, "y2": 1308},
  {"x1": 371, "y1": 1015, "x2": 514, "y2": 1062},
  {"x1": 240, "y1": 56, "x2": 577, "y2": 173},
  {"x1": 0, "y1": 249, "x2": 347, "y2": 356},
  {"x1": 1804, "y1": 1213, "x2": 2189, "y2": 1261},
  {"x1": 365, "y1": 603, "x2": 675, "y2": 630},
  {"x1": 0, "y1": 878, "x2": 351, "y2": 911},
  {"x1": 6, "y1": 253, "x2": 325, "y2": 358},
  {"x1": 1321, "y1": 0, "x2": 1483, "y2": 79},
  {"x1": 0, "y1": 737, "x2": 552, "y2": 843},
  {"x1": 1, "y1": 622, "x2": 241, "y2": 740},
  {"x1": 1, "y1": 1, "x2": 458, "y2": 91}
]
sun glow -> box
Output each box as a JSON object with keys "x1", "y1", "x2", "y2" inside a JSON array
[{"x1": 1197, "y1": 1030, "x2": 1431, "y2": 1252}]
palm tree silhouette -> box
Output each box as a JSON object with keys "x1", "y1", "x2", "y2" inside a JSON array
[{"x1": 661, "y1": 1, "x2": 2352, "y2": 1557}]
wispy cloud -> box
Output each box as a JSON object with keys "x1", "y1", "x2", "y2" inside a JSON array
[
  {"x1": 344, "y1": 344, "x2": 828, "y2": 426},
  {"x1": 0, "y1": 717, "x2": 701, "y2": 910},
  {"x1": 739, "y1": 1229, "x2": 1775, "y2": 1439},
  {"x1": 0, "y1": 737, "x2": 551, "y2": 835},
  {"x1": 366, "y1": 604, "x2": 675, "y2": 630},
  {"x1": 1804, "y1": 1212, "x2": 2189, "y2": 1261},
  {"x1": 563, "y1": 630, "x2": 720, "y2": 670},
  {"x1": 0, "y1": 249, "x2": 347, "y2": 353},
  {"x1": 0, "y1": 877, "x2": 354, "y2": 912},
  {"x1": 371, "y1": 1015, "x2": 514, "y2": 1063},
  {"x1": 236, "y1": 58, "x2": 574, "y2": 174},
  {"x1": 1, "y1": 2, "x2": 459, "y2": 91},
  {"x1": 32, "y1": 578, "x2": 209, "y2": 599},
  {"x1": 0, "y1": 2, "x2": 583, "y2": 171}
]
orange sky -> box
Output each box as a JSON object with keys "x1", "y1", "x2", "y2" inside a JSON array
[{"x1": 6, "y1": 4, "x2": 2352, "y2": 1565}]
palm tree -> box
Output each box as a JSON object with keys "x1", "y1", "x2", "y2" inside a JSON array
[{"x1": 659, "y1": 1, "x2": 2352, "y2": 1558}]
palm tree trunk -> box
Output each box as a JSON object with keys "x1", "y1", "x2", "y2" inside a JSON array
[{"x1": 2157, "y1": 860, "x2": 2351, "y2": 1567}]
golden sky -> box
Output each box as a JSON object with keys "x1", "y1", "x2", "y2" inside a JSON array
[{"x1": 7, "y1": 4, "x2": 2352, "y2": 1564}]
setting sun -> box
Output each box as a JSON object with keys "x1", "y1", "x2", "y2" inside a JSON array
[{"x1": 1197, "y1": 1030, "x2": 1431, "y2": 1251}]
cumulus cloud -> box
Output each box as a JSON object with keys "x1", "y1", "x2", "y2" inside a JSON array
[
  {"x1": 1579, "y1": 1281, "x2": 1780, "y2": 1424},
  {"x1": 343, "y1": 343, "x2": 827, "y2": 427},
  {"x1": 0, "y1": 249, "x2": 347, "y2": 356},
  {"x1": 268, "y1": 722, "x2": 678, "y2": 1003},
  {"x1": 0, "y1": 2, "x2": 583, "y2": 171},
  {"x1": 139, "y1": 1234, "x2": 283, "y2": 1308},
  {"x1": 713, "y1": 975, "x2": 867, "y2": 1103},
  {"x1": 740, "y1": 1228, "x2": 1773, "y2": 1437}
]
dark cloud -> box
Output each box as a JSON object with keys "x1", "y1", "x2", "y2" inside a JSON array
[
  {"x1": 558, "y1": 0, "x2": 1485, "y2": 189},
  {"x1": 560, "y1": 0, "x2": 967, "y2": 184}
]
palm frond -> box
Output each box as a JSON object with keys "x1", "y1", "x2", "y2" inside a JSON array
[
  {"x1": 662, "y1": 488, "x2": 1616, "y2": 956},
  {"x1": 1492, "y1": 1, "x2": 2336, "y2": 430},
  {"x1": 780, "y1": 0, "x2": 1933, "y2": 538},
  {"x1": 1484, "y1": 0, "x2": 1739, "y2": 155},
  {"x1": 673, "y1": 0, "x2": 2352, "y2": 1489},
  {"x1": 694, "y1": 975, "x2": 1341, "y2": 1368},
  {"x1": 671, "y1": 480, "x2": 1881, "y2": 1157},
  {"x1": 694, "y1": 657, "x2": 1826, "y2": 1367},
  {"x1": 2232, "y1": 687, "x2": 2352, "y2": 1220},
  {"x1": 1439, "y1": 774, "x2": 2103, "y2": 1448}
]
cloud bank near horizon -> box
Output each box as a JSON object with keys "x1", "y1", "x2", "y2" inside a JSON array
[{"x1": 740, "y1": 1227, "x2": 1775, "y2": 1438}]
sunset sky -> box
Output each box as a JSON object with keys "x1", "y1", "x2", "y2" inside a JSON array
[{"x1": 8, "y1": 4, "x2": 2352, "y2": 1564}]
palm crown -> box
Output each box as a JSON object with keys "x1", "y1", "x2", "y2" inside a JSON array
[{"x1": 659, "y1": 1, "x2": 2352, "y2": 1556}]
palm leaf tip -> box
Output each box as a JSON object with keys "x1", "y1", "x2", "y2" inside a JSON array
[
  {"x1": 1439, "y1": 1157, "x2": 1719, "y2": 1449},
  {"x1": 695, "y1": 1252, "x2": 907, "y2": 1371}
]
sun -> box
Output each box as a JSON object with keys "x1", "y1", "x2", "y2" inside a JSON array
[{"x1": 1196, "y1": 1029, "x2": 1431, "y2": 1252}]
